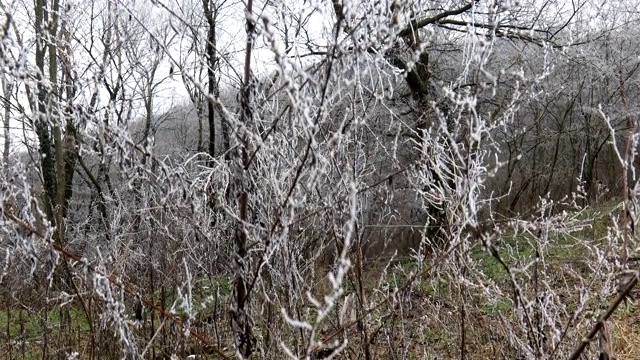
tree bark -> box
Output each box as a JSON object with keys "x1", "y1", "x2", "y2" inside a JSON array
[
  {"x1": 203, "y1": 0, "x2": 220, "y2": 160},
  {"x1": 2, "y1": 76, "x2": 11, "y2": 166}
]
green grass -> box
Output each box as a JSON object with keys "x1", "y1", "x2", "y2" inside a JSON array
[
  {"x1": 0, "y1": 306, "x2": 92, "y2": 360},
  {"x1": 482, "y1": 297, "x2": 513, "y2": 314},
  {"x1": 0, "y1": 307, "x2": 92, "y2": 339}
]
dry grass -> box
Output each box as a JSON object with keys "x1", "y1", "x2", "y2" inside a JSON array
[{"x1": 612, "y1": 305, "x2": 640, "y2": 359}]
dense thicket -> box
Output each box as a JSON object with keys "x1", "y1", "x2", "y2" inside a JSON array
[{"x1": 1, "y1": 0, "x2": 640, "y2": 359}]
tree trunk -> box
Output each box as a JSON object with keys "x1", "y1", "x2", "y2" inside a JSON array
[
  {"x1": 203, "y1": 0, "x2": 220, "y2": 161},
  {"x1": 2, "y1": 76, "x2": 11, "y2": 166}
]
